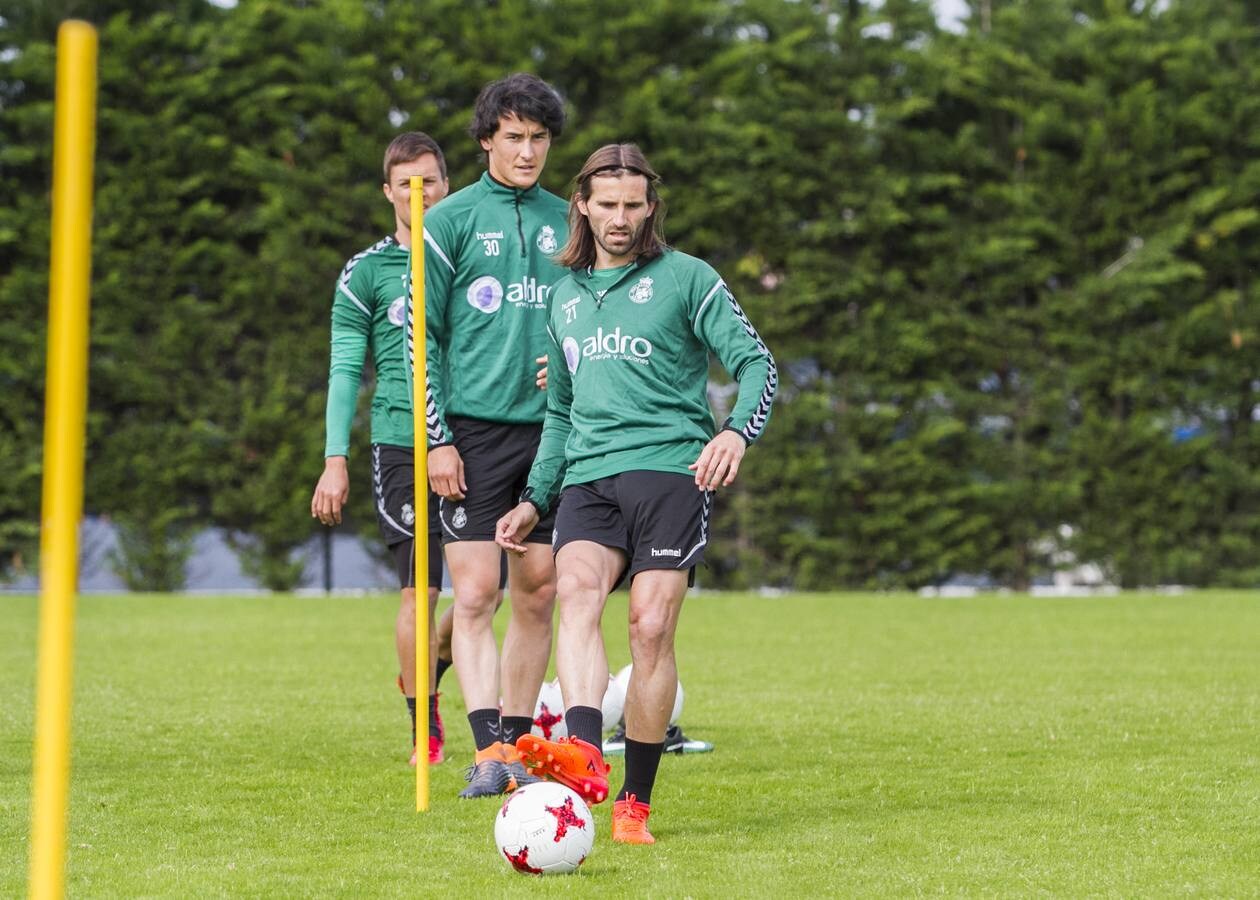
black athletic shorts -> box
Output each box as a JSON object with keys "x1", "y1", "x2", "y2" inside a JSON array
[
  {"x1": 373, "y1": 444, "x2": 442, "y2": 590},
  {"x1": 438, "y1": 415, "x2": 555, "y2": 545},
  {"x1": 553, "y1": 471, "x2": 712, "y2": 589},
  {"x1": 373, "y1": 443, "x2": 509, "y2": 591}
]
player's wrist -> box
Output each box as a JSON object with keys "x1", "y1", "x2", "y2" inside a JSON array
[
  {"x1": 324, "y1": 455, "x2": 349, "y2": 468},
  {"x1": 719, "y1": 424, "x2": 751, "y2": 447},
  {"x1": 519, "y1": 488, "x2": 546, "y2": 519}
]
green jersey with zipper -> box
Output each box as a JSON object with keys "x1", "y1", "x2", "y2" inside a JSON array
[
  {"x1": 323, "y1": 236, "x2": 416, "y2": 456},
  {"x1": 421, "y1": 171, "x2": 568, "y2": 447},
  {"x1": 522, "y1": 249, "x2": 778, "y2": 514}
]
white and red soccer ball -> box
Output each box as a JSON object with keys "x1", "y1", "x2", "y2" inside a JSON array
[
  {"x1": 531, "y1": 678, "x2": 567, "y2": 740},
  {"x1": 495, "y1": 782, "x2": 594, "y2": 875},
  {"x1": 532, "y1": 675, "x2": 628, "y2": 738}
]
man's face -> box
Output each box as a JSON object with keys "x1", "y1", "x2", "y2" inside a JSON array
[
  {"x1": 480, "y1": 113, "x2": 551, "y2": 189},
  {"x1": 577, "y1": 173, "x2": 655, "y2": 267},
  {"x1": 383, "y1": 153, "x2": 449, "y2": 232}
]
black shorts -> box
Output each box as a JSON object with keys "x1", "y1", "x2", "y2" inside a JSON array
[
  {"x1": 438, "y1": 415, "x2": 555, "y2": 545},
  {"x1": 373, "y1": 443, "x2": 508, "y2": 591},
  {"x1": 553, "y1": 471, "x2": 712, "y2": 589},
  {"x1": 372, "y1": 444, "x2": 442, "y2": 590}
]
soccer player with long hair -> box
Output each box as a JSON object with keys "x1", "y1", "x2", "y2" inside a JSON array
[{"x1": 496, "y1": 144, "x2": 777, "y2": 842}]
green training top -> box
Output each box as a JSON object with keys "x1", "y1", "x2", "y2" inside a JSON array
[
  {"x1": 421, "y1": 171, "x2": 569, "y2": 447},
  {"x1": 522, "y1": 248, "x2": 779, "y2": 514},
  {"x1": 323, "y1": 235, "x2": 416, "y2": 455}
]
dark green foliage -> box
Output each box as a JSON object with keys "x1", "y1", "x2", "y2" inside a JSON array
[
  {"x1": 2, "y1": 0, "x2": 1257, "y2": 588},
  {"x1": 107, "y1": 510, "x2": 196, "y2": 593}
]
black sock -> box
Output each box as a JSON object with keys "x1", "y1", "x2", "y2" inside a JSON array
[
  {"x1": 428, "y1": 694, "x2": 441, "y2": 740},
  {"x1": 467, "y1": 708, "x2": 502, "y2": 751},
  {"x1": 501, "y1": 715, "x2": 534, "y2": 746},
  {"x1": 435, "y1": 656, "x2": 452, "y2": 688},
  {"x1": 405, "y1": 696, "x2": 416, "y2": 745},
  {"x1": 564, "y1": 705, "x2": 603, "y2": 748},
  {"x1": 618, "y1": 737, "x2": 665, "y2": 805}
]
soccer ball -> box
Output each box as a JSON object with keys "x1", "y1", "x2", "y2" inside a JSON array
[
  {"x1": 613, "y1": 663, "x2": 684, "y2": 725},
  {"x1": 600, "y1": 673, "x2": 625, "y2": 731},
  {"x1": 494, "y1": 782, "x2": 594, "y2": 875},
  {"x1": 532, "y1": 678, "x2": 567, "y2": 740}
]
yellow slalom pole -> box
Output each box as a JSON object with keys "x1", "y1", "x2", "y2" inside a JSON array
[
  {"x1": 30, "y1": 19, "x2": 98, "y2": 900},
  {"x1": 410, "y1": 176, "x2": 430, "y2": 812}
]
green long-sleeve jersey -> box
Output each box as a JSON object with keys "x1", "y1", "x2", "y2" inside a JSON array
[
  {"x1": 522, "y1": 249, "x2": 778, "y2": 514},
  {"x1": 323, "y1": 236, "x2": 418, "y2": 456},
  {"x1": 422, "y1": 172, "x2": 569, "y2": 447}
]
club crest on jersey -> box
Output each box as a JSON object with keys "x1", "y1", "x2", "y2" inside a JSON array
[
  {"x1": 562, "y1": 336, "x2": 581, "y2": 375},
  {"x1": 628, "y1": 276, "x2": 654, "y2": 304},
  {"x1": 467, "y1": 275, "x2": 503, "y2": 314},
  {"x1": 536, "y1": 225, "x2": 559, "y2": 254},
  {"x1": 401, "y1": 503, "x2": 416, "y2": 526},
  {"x1": 453, "y1": 506, "x2": 468, "y2": 529},
  {"x1": 388, "y1": 297, "x2": 407, "y2": 327}
]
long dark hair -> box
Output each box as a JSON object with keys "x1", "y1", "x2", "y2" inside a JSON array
[{"x1": 554, "y1": 143, "x2": 667, "y2": 269}]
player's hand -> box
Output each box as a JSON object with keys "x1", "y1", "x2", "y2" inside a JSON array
[
  {"x1": 495, "y1": 502, "x2": 540, "y2": 556},
  {"x1": 311, "y1": 457, "x2": 350, "y2": 525},
  {"x1": 535, "y1": 356, "x2": 548, "y2": 391},
  {"x1": 428, "y1": 444, "x2": 467, "y2": 501},
  {"x1": 688, "y1": 430, "x2": 746, "y2": 491}
]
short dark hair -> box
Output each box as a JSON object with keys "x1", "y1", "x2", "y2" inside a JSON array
[
  {"x1": 383, "y1": 132, "x2": 447, "y2": 182},
  {"x1": 555, "y1": 143, "x2": 667, "y2": 270},
  {"x1": 469, "y1": 73, "x2": 566, "y2": 142}
]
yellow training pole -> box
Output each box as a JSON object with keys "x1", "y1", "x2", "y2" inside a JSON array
[
  {"x1": 30, "y1": 19, "x2": 98, "y2": 900},
  {"x1": 410, "y1": 176, "x2": 430, "y2": 812}
]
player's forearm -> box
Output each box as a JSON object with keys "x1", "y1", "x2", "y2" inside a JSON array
[
  {"x1": 323, "y1": 370, "x2": 360, "y2": 457},
  {"x1": 521, "y1": 410, "x2": 571, "y2": 515},
  {"x1": 725, "y1": 349, "x2": 778, "y2": 444}
]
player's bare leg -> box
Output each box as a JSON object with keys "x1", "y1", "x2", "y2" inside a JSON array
[
  {"x1": 396, "y1": 587, "x2": 417, "y2": 696},
  {"x1": 614, "y1": 568, "x2": 689, "y2": 844},
  {"x1": 554, "y1": 541, "x2": 621, "y2": 711},
  {"x1": 500, "y1": 544, "x2": 556, "y2": 716},
  {"x1": 623, "y1": 570, "x2": 688, "y2": 742},
  {"x1": 447, "y1": 541, "x2": 513, "y2": 797},
  {"x1": 499, "y1": 543, "x2": 556, "y2": 787},
  {"x1": 436, "y1": 589, "x2": 503, "y2": 668},
  {"x1": 516, "y1": 541, "x2": 620, "y2": 804}
]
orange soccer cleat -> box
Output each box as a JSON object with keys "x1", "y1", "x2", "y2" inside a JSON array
[
  {"x1": 515, "y1": 734, "x2": 610, "y2": 804},
  {"x1": 611, "y1": 794, "x2": 655, "y2": 844},
  {"x1": 499, "y1": 741, "x2": 540, "y2": 791}
]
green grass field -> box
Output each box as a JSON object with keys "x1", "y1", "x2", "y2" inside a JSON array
[{"x1": 2, "y1": 590, "x2": 1258, "y2": 896}]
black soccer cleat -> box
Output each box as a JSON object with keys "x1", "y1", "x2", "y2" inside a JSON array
[
  {"x1": 458, "y1": 759, "x2": 513, "y2": 799},
  {"x1": 505, "y1": 760, "x2": 543, "y2": 791}
]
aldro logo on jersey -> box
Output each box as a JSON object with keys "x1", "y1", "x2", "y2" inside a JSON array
[
  {"x1": 562, "y1": 327, "x2": 654, "y2": 375},
  {"x1": 466, "y1": 276, "x2": 552, "y2": 313}
]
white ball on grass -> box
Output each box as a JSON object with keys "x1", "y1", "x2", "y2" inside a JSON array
[{"x1": 494, "y1": 782, "x2": 594, "y2": 875}]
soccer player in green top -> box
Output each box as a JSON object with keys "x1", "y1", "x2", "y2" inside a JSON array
[
  {"x1": 311, "y1": 132, "x2": 451, "y2": 767},
  {"x1": 422, "y1": 73, "x2": 569, "y2": 798},
  {"x1": 496, "y1": 143, "x2": 777, "y2": 843}
]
